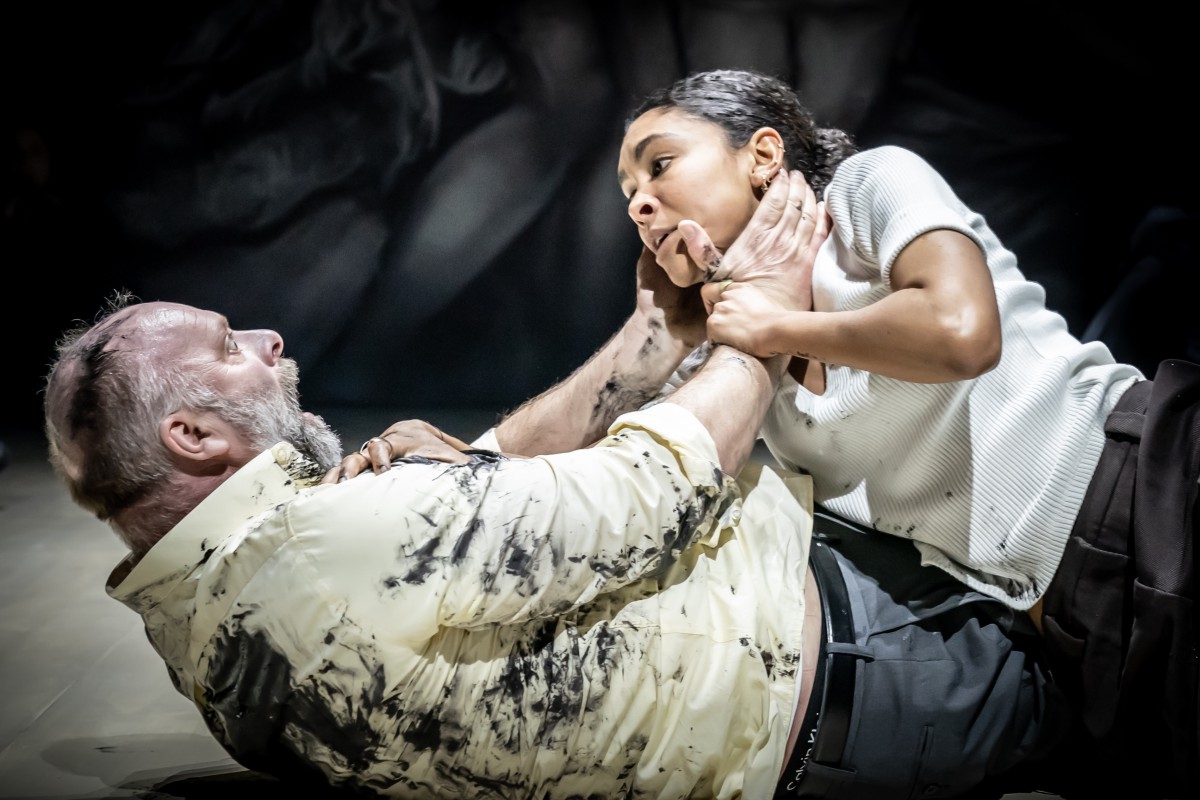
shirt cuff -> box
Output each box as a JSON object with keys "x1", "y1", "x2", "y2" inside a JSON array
[
  {"x1": 470, "y1": 427, "x2": 502, "y2": 452},
  {"x1": 608, "y1": 403, "x2": 723, "y2": 480}
]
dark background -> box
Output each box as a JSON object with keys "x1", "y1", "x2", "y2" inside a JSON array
[{"x1": 4, "y1": 0, "x2": 1198, "y2": 444}]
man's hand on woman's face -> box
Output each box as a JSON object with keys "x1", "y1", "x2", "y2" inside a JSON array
[
  {"x1": 634, "y1": 245, "x2": 708, "y2": 349},
  {"x1": 681, "y1": 169, "x2": 830, "y2": 313},
  {"x1": 321, "y1": 419, "x2": 473, "y2": 484}
]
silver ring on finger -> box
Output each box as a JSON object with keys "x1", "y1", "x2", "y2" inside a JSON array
[{"x1": 359, "y1": 437, "x2": 388, "y2": 455}]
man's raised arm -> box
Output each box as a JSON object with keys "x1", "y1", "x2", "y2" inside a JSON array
[
  {"x1": 663, "y1": 346, "x2": 788, "y2": 476},
  {"x1": 490, "y1": 246, "x2": 705, "y2": 456},
  {"x1": 325, "y1": 169, "x2": 828, "y2": 483},
  {"x1": 493, "y1": 168, "x2": 827, "y2": 457}
]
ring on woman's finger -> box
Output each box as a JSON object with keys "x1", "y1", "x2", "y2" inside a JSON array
[{"x1": 359, "y1": 437, "x2": 388, "y2": 455}]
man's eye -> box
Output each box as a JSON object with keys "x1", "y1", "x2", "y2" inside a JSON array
[{"x1": 226, "y1": 333, "x2": 240, "y2": 353}]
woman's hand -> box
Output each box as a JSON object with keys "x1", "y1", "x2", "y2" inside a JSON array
[
  {"x1": 321, "y1": 419, "x2": 473, "y2": 484},
  {"x1": 683, "y1": 169, "x2": 829, "y2": 313},
  {"x1": 703, "y1": 282, "x2": 795, "y2": 357}
]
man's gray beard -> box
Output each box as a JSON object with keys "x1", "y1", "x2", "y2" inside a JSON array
[{"x1": 222, "y1": 358, "x2": 344, "y2": 471}]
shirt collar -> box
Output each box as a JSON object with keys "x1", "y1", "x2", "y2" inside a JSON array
[{"x1": 106, "y1": 442, "x2": 325, "y2": 612}]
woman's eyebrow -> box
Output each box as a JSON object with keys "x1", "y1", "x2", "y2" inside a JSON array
[{"x1": 618, "y1": 132, "x2": 681, "y2": 184}]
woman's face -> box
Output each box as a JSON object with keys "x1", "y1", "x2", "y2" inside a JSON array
[{"x1": 617, "y1": 108, "x2": 761, "y2": 286}]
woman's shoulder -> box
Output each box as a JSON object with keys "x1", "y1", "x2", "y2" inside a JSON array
[
  {"x1": 824, "y1": 145, "x2": 969, "y2": 254},
  {"x1": 836, "y1": 145, "x2": 940, "y2": 181},
  {"x1": 828, "y1": 145, "x2": 957, "y2": 211}
]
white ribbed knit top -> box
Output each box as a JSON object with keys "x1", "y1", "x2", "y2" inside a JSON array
[{"x1": 760, "y1": 145, "x2": 1144, "y2": 609}]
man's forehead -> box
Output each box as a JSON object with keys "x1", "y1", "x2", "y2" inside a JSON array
[{"x1": 104, "y1": 302, "x2": 223, "y2": 352}]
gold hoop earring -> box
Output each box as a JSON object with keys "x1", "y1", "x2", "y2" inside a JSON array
[{"x1": 760, "y1": 173, "x2": 771, "y2": 192}]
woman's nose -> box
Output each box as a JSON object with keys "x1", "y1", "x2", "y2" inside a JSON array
[{"x1": 627, "y1": 191, "x2": 657, "y2": 224}]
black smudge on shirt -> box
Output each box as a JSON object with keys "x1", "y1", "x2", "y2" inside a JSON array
[
  {"x1": 381, "y1": 453, "x2": 507, "y2": 589},
  {"x1": 203, "y1": 624, "x2": 374, "y2": 778}
]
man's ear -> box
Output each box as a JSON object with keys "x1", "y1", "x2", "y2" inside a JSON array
[
  {"x1": 748, "y1": 127, "x2": 786, "y2": 184},
  {"x1": 161, "y1": 410, "x2": 234, "y2": 465}
]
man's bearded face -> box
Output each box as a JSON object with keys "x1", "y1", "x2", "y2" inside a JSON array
[{"x1": 222, "y1": 357, "x2": 343, "y2": 471}]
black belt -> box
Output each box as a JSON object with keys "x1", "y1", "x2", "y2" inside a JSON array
[{"x1": 774, "y1": 511, "x2": 859, "y2": 798}]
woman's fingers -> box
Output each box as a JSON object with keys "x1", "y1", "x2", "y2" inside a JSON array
[
  {"x1": 317, "y1": 420, "x2": 473, "y2": 485},
  {"x1": 811, "y1": 200, "x2": 831, "y2": 249},
  {"x1": 321, "y1": 453, "x2": 370, "y2": 484},
  {"x1": 783, "y1": 169, "x2": 808, "y2": 224},
  {"x1": 754, "y1": 166, "x2": 792, "y2": 227},
  {"x1": 699, "y1": 278, "x2": 733, "y2": 314},
  {"x1": 378, "y1": 420, "x2": 473, "y2": 465},
  {"x1": 781, "y1": 171, "x2": 818, "y2": 239}
]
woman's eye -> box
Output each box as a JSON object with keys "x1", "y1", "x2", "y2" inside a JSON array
[{"x1": 650, "y1": 157, "x2": 670, "y2": 177}]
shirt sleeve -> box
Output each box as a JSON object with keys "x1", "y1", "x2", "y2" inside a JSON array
[
  {"x1": 825, "y1": 145, "x2": 987, "y2": 287},
  {"x1": 469, "y1": 427, "x2": 501, "y2": 451},
  {"x1": 429, "y1": 403, "x2": 740, "y2": 629}
]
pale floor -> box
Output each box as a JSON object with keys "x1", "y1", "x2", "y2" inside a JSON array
[{"x1": 0, "y1": 409, "x2": 1070, "y2": 800}]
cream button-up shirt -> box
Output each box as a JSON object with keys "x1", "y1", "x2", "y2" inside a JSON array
[{"x1": 108, "y1": 403, "x2": 813, "y2": 799}]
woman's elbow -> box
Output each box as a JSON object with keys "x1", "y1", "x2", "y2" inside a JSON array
[{"x1": 940, "y1": 313, "x2": 1002, "y2": 379}]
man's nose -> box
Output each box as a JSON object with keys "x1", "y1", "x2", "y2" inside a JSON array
[{"x1": 245, "y1": 329, "x2": 284, "y2": 364}]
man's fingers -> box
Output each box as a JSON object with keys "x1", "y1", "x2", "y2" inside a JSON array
[{"x1": 679, "y1": 220, "x2": 725, "y2": 280}]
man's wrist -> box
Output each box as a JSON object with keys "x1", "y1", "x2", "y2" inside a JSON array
[
  {"x1": 623, "y1": 310, "x2": 697, "y2": 368},
  {"x1": 708, "y1": 346, "x2": 787, "y2": 385},
  {"x1": 760, "y1": 353, "x2": 790, "y2": 383}
]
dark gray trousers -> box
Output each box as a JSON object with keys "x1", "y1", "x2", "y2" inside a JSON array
[{"x1": 786, "y1": 510, "x2": 1070, "y2": 799}]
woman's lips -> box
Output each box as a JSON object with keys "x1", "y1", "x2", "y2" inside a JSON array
[{"x1": 648, "y1": 227, "x2": 676, "y2": 253}]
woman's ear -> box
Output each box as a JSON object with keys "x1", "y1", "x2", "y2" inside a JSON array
[
  {"x1": 748, "y1": 127, "x2": 786, "y2": 190},
  {"x1": 161, "y1": 411, "x2": 234, "y2": 465}
]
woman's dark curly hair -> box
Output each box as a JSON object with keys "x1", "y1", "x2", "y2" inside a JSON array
[{"x1": 626, "y1": 69, "x2": 857, "y2": 200}]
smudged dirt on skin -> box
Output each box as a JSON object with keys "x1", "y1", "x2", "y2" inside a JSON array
[{"x1": 590, "y1": 377, "x2": 659, "y2": 434}]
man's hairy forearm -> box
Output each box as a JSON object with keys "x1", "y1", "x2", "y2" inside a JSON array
[
  {"x1": 665, "y1": 347, "x2": 788, "y2": 476},
  {"x1": 494, "y1": 314, "x2": 694, "y2": 455}
]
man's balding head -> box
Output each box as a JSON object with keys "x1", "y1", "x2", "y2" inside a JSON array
[{"x1": 44, "y1": 292, "x2": 343, "y2": 554}]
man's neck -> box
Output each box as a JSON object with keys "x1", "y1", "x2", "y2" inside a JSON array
[{"x1": 114, "y1": 470, "x2": 235, "y2": 558}]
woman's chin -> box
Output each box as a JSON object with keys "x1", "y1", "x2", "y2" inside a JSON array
[{"x1": 656, "y1": 250, "x2": 705, "y2": 287}]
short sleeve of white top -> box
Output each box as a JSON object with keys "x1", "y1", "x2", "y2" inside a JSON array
[
  {"x1": 109, "y1": 403, "x2": 814, "y2": 800},
  {"x1": 760, "y1": 145, "x2": 1143, "y2": 610}
]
